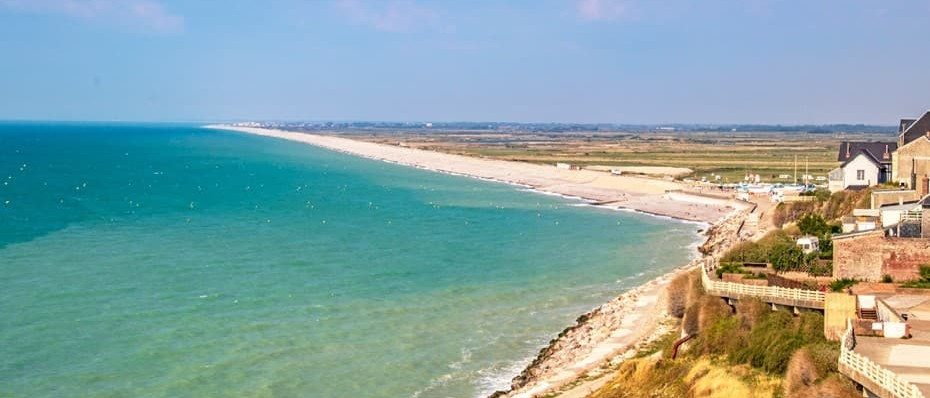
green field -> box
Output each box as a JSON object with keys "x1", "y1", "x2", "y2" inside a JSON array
[{"x1": 341, "y1": 130, "x2": 895, "y2": 183}]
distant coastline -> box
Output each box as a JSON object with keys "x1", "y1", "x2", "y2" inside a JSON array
[{"x1": 204, "y1": 125, "x2": 744, "y2": 224}]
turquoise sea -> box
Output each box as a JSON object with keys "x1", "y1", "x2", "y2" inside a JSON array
[{"x1": 0, "y1": 123, "x2": 700, "y2": 398}]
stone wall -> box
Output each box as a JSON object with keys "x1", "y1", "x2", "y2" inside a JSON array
[
  {"x1": 833, "y1": 231, "x2": 930, "y2": 282},
  {"x1": 891, "y1": 136, "x2": 930, "y2": 187}
]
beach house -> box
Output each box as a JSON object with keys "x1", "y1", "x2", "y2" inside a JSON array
[{"x1": 828, "y1": 142, "x2": 896, "y2": 192}]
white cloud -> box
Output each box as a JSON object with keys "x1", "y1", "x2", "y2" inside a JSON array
[
  {"x1": 577, "y1": 0, "x2": 629, "y2": 21},
  {"x1": 335, "y1": 0, "x2": 439, "y2": 32},
  {"x1": 0, "y1": 0, "x2": 184, "y2": 34}
]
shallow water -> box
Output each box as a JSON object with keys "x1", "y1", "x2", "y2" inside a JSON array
[{"x1": 0, "y1": 123, "x2": 699, "y2": 397}]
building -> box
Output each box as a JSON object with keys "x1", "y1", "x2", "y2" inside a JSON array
[
  {"x1": 878, "y1": 201, "x2": 921, "y2": 229},
  {"x1": 828, "y1": 142, "x2": 896, "y2": 192},
  {"x1": 891, "y1": 111, "x2": 930, "y2": 189}
]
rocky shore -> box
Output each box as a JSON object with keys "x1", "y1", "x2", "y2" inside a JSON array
[{"x1": 489, "y1": 208, "x2": 750, "y2": 398}]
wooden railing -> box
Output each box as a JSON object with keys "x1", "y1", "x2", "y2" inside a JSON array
[
  {"x1": 700, "y1": 261, "x2": 825, "y2": 309},
  {"x1": 839, "y1": 319, "x2": 925, "y2": 398}
]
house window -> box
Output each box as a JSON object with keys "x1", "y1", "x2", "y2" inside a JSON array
[{"x1": 857, "y1": 170, "x2": 865, "y2": 180}]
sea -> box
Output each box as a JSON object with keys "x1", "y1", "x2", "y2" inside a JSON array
[{"x1": 0, "y1": 123, "x2": 700, "y2": 398}]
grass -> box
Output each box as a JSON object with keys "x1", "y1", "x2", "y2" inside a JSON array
[
  {"x1": 901, "y1": 265, "x2": 930, "y2": 288},
  {"x1": 829, "y1": 278, "x2": 859, "y2": 292},
  {"x1": 350, "y1": 130, "x2": 895, "y2": 183},
  {"x1": 635, "y1": 328, "x2": 681, "y2": 359},
  {"x1": 587, "y1": 270, "x2": 860, "y2": 398}
]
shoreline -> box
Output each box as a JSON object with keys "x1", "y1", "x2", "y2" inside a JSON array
[
  {"x1": 204, "y1": 125, "x2": 748, "y2": 397},
  {"x1": 205, "y1": 125, "x2": 744, "y2": 224},
  {"x1": 489, "y1": 209, "x2": 746, "y2": 398}
]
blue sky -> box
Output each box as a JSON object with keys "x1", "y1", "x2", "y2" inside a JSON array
[{"x1": 1, "y1": 0, "x2": 928, "y2": 124}]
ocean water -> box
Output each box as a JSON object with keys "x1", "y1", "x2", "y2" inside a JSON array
[{"x1": 0, "y1": 123, "x2": 700, "y2": 398}]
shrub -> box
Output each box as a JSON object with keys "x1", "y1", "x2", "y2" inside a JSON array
[
  {"x1": 721, "y1": 229, "x2": 795, "y2": 265},
  {"x1": 737, "y1": 311, "x2": 806, "y2": 373},
  {"x1": 698, "y1": 296, "x2": 733, "y2": 333},
  {"x1": 829, "y1": 278, "x2": 858, "y2": 292},
  {"x1": 715, "y1": 262, "x2": 748, "y2": 278},
  {"x1": 882, "y1": 274, "x2": 894, "y2": 283},
  {"x1": 804, "y1": 341, "x2": 840, "y2": 375},
  {"x1": 809, "y1": 262, "x2": 833, "y2": 277},
  {"x1": 735, "y1": 298, "x2": 768, "y2": 330},
  {"x1": 797, "y1": 213, "x2": 830, "y2": 237},
  {"x1": 744, "y1": 272, "x2": 767, "y2": 280},
  {"x1": 721, "y1": 241, "x2": 768, "y2": 264},
  {"x1": 697, "y1": 313, "x2": 743, "y2": 356},
  {"x1": 769, "y1": 241, "x2": 805, "y2": 272},
  {"x1": 772, "y1": 201, "x2": 819, "y2": 227}
]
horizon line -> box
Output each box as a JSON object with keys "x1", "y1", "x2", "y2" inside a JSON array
[{"x1": 0, "y1": 118, "x2": 900, "y2": 129}]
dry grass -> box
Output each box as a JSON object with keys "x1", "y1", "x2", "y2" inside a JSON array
[
  {"x1": 348, "y1": 130, "x2": 894, "y2": 183},
  {"x1": 684, "y1": 359, "x2": 780, "y2": 398},
  {"x1": 587, "y1": 357, "x2": 780, "y2": 398},
  {"x1": 587, "y1": 268, "x2": 860, "y2": 398}
]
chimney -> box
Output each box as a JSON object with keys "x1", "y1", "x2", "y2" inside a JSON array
[
  {"x1": 912, "y1": 158, "x2": 918, "y2": 188},
  {"x1": 884, "y1": 144, "x2": 890, "y2": 159},
  {"x1": 845, "y1": 142, "x2": 851, "y2": 159}
]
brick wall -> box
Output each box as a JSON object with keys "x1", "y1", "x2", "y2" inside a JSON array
[{"x1": 833, "y1": 231, "x2": 930, "y2": 281}]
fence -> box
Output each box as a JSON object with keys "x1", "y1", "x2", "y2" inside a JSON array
[
  {"x1": 701, "y1": 261, "x2": 825, "y2": 309},
  {"x1": 839, "y1": 319, "x2": 925, "y2": 398}
]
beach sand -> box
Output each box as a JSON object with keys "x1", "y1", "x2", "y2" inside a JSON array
[
  {"x1": 206, "y1": 126, "x2": 743, "y2": 224},
  {"x1": 206, "y1": 125, "x2": 750, "y2": 398}
]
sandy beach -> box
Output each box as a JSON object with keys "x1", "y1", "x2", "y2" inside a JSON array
[
  {"x1": 206, "y1": 126, "x2": 743, "y2": 224},
  {"x1": 206, "y1": 125, "x2": 750, "y2": 398}
]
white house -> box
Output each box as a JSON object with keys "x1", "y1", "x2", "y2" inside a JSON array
[
  {"x1": 828, "y1": 150, "x2": 887, "y2": 192},
  {"x1": 828, "y1": 142, "x2": 896, "y2": 192}
]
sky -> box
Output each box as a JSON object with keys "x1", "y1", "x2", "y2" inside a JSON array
[{"x1": 0, "y1": 0, "x2": 928, "y2": 125}]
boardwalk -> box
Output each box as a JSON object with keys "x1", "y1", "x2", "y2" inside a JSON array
[{"x1": 700, "y1": 265, "x2": 825, "y2": 309}]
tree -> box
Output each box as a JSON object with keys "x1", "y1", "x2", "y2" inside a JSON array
[
  {"x1": 797, "y1": 213, "x2": 829, "y2": 237},
  {"x1": 769, "y1": 242, "x2": 805, "y2": 272}
]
